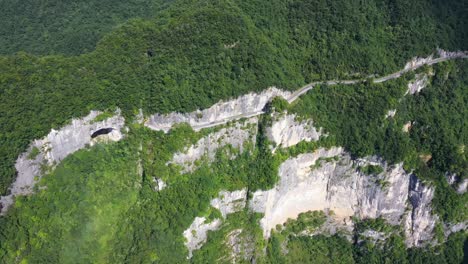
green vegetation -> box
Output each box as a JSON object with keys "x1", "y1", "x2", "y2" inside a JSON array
[
  {"x1": 1, "y1": 0, "x2": 468, "y2": 197},
  {"x1": 289, "y1": 61, "x2": 468, "y2": 223},
  {"x1": 92, "y1": 111, "x2": 115, "y2": 123},
  {"x1": 282, "y1": 210, "x2": 327, "y2": 234},
  {"x1": 192, "y1": 211, "x2": 264, "y2": 263},
  {"x1": 359, "y1": 165, "x2": 384, "y2": 176},
  {"x1": 27, "y1": 147, "x2": 40, "y2": 160},
  {"x1": 0, "y1": 140, "x2": 141, "y2": 263},
  {"x1": 0, "y1": 0, "x2": 173, "y2": 55},
  {"x1": 0, "y1": 0, "x2": 467, "y2": 262},
  {"x1": 355, "y1": 218, "x2": 396, "y2": 235}
]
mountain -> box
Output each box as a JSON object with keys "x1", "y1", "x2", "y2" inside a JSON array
[{"x1": 0, "y1": 0, "x2": 467, "y2": 263}]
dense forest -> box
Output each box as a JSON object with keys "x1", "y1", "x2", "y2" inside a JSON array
[{"x1": 0, "y1": 0, "x2": 467, "y2": 263}]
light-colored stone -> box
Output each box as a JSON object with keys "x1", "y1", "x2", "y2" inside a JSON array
[
  {"x1": 403, "y1": 121, "x2": 412, "y2": 133},
  {"x1": 385, "y1": 109, "x2": 397, "y2": 119},
  {"x1": 0, "y1": 110, "x2": 125, "y2": 214},
  {"x1": 152, "y1": 177, "x2": 167, "y2": 191},
  {"x1": 184, "y1": 189, "x2": 248, "y2": 258},
  {"x1": 404, "y1": 175, "x2": 437, "y2": 247},
  {"x1": 406, "y1": 74, "x2": 430, "y2": 95},
  {"x1": 145, "y1": 87, "x2": 290, "y2": 132},
  {"x1": 267, "y1": 113, "x2": 322, "y2": 148},
  {"x1": 250, "y1": 148, "x2": 422, "y2": 244},
  {"x1": 169, "y1": 118, "x2": 257, "y2": 173},
  {"x1": 210, "y1": 189, "x2": 247, "y2": 218},
  {"x1": 183, "y1": 217, "x2": 222, "y2": 258},
  {"x1": 457, "y1": 179, "x2": 467, "y2": 194}
]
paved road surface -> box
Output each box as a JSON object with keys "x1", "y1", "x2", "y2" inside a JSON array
[{"x1": 166, "y1": 52, "x2": 468, "y2": 131}]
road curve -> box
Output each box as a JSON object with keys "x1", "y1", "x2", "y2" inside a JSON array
[
  {"x1": 148, "y1": 51, "x2": 468, "y2": 132},
  {"x1": 288, "y1": 52, "x2": 468, "y2": 103}
]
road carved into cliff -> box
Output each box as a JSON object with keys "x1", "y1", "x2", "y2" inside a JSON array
[{"x1": 182, "y1": 51, "x2": 468, "y2": 131}]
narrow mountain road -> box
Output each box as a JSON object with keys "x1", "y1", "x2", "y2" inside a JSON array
[
  {"x1": 287, "y1": 52, "x2": 468, "y2": 103},
  {"x1": 152, "y1": 51, "x2": 468, "y2": 131}
]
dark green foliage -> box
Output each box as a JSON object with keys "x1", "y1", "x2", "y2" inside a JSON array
[
  {"x1": 191, "y1": 212, "x2": 264, "y2": 264},
  {"x1": 266, "y1": 234, "x2": 355, "y2": 264},
  {"x1": 248, "y1": 114, "x2": 280, "y2": 191},
  {"x1": 290, "y1": 78, "x2": 409, "y2": 161},
  {"x1": 0, "y1": 0, "x2": 467, "y2": 262},
  {"x1": 0, "y1": 0, "x2": 173, "y2": 55},
  {"x1": 283, "y1": 211, "x2": 327, "y2": 234},
  {"x1": 359, "y1": 165, "x2": 384, "y2": 176},
  {"x1": 27, "y1": 147, "x2": 40, "y2": 160},
  {"x1": 289, "y1": 61, "x2": 468, "y2": 223},
  {"x1": 0, "y1": 140, "x2": 141, "y2": 262},
  {"x1": 1, "y1": 0, "x2": 467, "y2": 196}
]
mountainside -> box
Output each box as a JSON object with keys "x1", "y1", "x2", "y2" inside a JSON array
[{"x1": 0, "y1": 0, "x2": 467, "y2": 263}]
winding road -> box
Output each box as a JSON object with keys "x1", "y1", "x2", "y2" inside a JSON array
[
  {"x1": 287, "y1": 52, "x2": 468, "y2": 103},
  {"x1": 150, "y1": 51, "x2": 468, "y2": 131}
]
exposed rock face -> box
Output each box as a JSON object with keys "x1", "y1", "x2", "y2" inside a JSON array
[
  {"x1": 445, "y1": 173, "x2": 467, "y2": 194},
  {"x1": 0, "y1": 110, "x2": 125, "y2": 214},
  {"x1": 402, "y1": 121, "x2": 412, "y2": 133},
  {"x1": 224, "y1": 229, "x2": 255, "y2": 263},
  {"x1": 267, "y1": 113, "x2": 322, "y2": 148},
  {"x1": 184, "y1": 189, "x2": 248, "y2": 258},
  {"x1": 183, "y1": 217, "x2": 222, "y2": 258},
  {"x1": 249, "y1": 147, "x2": 433, "y2": 246},
  {"x1": 152, "y1": 177, "x2": 167, "y2": 191},
  {"x1": 250, "y1": 147, "x2": 358, "y2": 237},
  {"x1": 457, "y1": 179, "x2": 468, "y2": 194},
  {"x1": 404, "y1": 55, "x2": 435, "y2": 71},
  {"x1": 404, "y1": 175, "x2": 437, "y2": 247},
  {"x1": 145, "y1": 87, "x2": 290, "y2": 132},
  {"x1": 437, "y1": 49, "x2": 468, "y2": 59},
  {"x1": 406, "y1": 73, "x2": 430, "y2": 95},
  {"x1": 169, "y1": 118, "x2": 258, "y2": 173},
  {"x1": 445, "y1": 173, "x2": 458, "y2": 185},
  {"x1": 210, "y1": 189, "x2": 247, "y2": 218},
  {"x1": 358, "y1": 230, "x2": 388, "y2": 244},
  {"x1": 403, "y1": 49, "x2": 467, "y2": 72},
  {"x1": 385, "y1": 109, "x2": 396, "y2": 119},
  {"x1": 444, "y1": 222, "x2": 467, "y2": 238},
  {"x1": 356, "y1": 160, "x2": 410, "y2": 224}
]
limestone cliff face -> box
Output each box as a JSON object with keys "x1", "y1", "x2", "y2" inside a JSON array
[
  {"x1": 183, "y1": 189, "x2": 247, "y2": 258},
  {"x1": 145, "y1": 87, "x2": 290, "y2": 132},
  {"x1": 267, "y1": 113, "x2": 322, "y2": 148},
  {"x1": 406, "y1": 73, "x2": 430, "y2": 95},
  {"x1": 177, "y1": 111, "x2": 447, "y2": 251},
  {"x1": 249, "y1": 147, "x2": 437, "y2": 246},
  {"x1": 168, "y1": 118, "x2": 258, "y2": 173},
  {"x1": 0, "y1": 110, "x2": 125, "y2": 214},
  {"x1": 404, "y1": 175, "x2": 437, "y2": 247}
]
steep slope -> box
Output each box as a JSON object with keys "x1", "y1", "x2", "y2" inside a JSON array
[{"x1": 0, "y1": 0, "x2": 467, "y2": 263}]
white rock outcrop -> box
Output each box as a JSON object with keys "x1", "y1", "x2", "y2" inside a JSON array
[
  {"x1": 250, "y1": 147, "x2": 357, "y2": 237},
  {"x1": 0, "y1": 110, "x2": 125, "y2": 214},
  {"x1": 169, "y1": 118, "x2": 258, "y2": 173},
  {"x1": 152, "y1": 177, "x2": 167, "y2": 191},
  {"x1": 457, "y1": 179, "x2": 468, "y2": 194},
  {"x1": 406, "y1": 73, "x2": 430, "y2": 95},
  {"x1": 404, "y1": 175, "x2": 437, "y2": 247},
  {"x1": 210, "y1": 189, "x2": 247, "y2": 218},
  {"x1": 437, "y1": 49, "x2": 468, "y2": 59},
  {"x1": 145, "y1": 87, "x2": 290, "y2": 132},
  {"x1": 267, "y1": 114, "x2": 322, "y2": 148},
  {"x1": 183, "y1": 217, "x2": 222, "y2": 258},
  {"x1": 404, "y1": 55, "x2": 435, "y2": 71},
  {"x1": 249, "y1": 147, "x2": 434, "y2": 246},
  {"x1": 444, "y1": 222, "x2": 467, "y2": 238},
  {"x1": 385, "y1": 109, "x2": 397, "y2": 119},
  {"x1": 184, "y1": 189, "x2": 248, "y2": 257}
]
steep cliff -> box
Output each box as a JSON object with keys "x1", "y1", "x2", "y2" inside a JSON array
[{"x1": 0, "y1": 110, "x2": 125, "y2": 214}]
